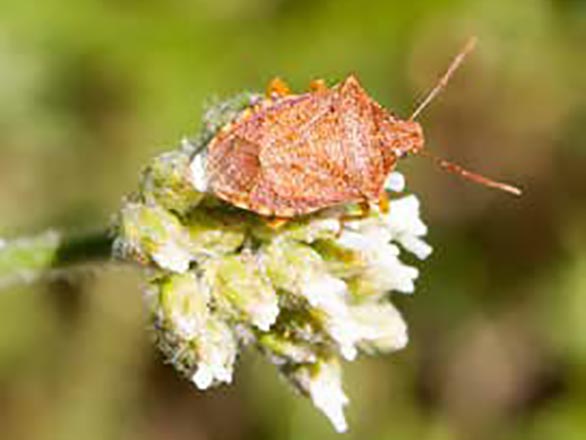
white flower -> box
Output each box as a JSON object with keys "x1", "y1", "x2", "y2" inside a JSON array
[
  {"x1": 300, "y1": 274, "x2": 348, "y2": 315},
  {"x1": 297, "y1": 360, "x2": 349, "y2": 433},
  {"x1": 327, "y1": 302, "x2": 409, "y2": 360},
  {"x1": 152, "y1": 241, "x2": 192, "y2": 273},
  {"x1": 247, "y1": 295, "x2": 280, "y2": 331},
  {"x1": 189, "y1": 151, "x2": 208, "y2": 193},
  {"x1": 337, "y1": 229, "x2": 419, "y2": 294},
  {"x1": 191, "y1": 318, "x2": 238, "y2": 389},
  {"x1": 364, "y1": 243, "x2": 419, "y2": 294},
  {"x1": 158, "y1": 273, "x2": 210, "y2": 339},
  {"x1": 383, "y1": 195, "x2": 432, "y2": 260},
  {"x1": 299, "y1": 272, "x2": 410, "y2": 359},
  {"x1": 384, "y1": 171, "x2": 406, "y2": 193},
  {"x1": 192, "y1": 365, "x2": 215, "y2": 389},
  {"x1": 349, "y1": 303, "x2": 408, "y2": 352},
  {"x1": 329, "y1": 318, "x2": 362, "y2": 361},
  {"x1": 342, "y1": 194, "x2": 432, "y2": 261},
  {"x1": 299, "y1": 274, "x2": 360, "y2": 360}
]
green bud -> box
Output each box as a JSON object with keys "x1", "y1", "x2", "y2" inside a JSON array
[
  {"x1": 257, "y1": 331, "x2": 317, "y2": 365},
  {"x1": 115, "y1": 202, "x2": 193, "y2": 273},
  {"x1": 190, "y1": 315, "x2": 238, "y2": 389},
  {"x1": 311, "y1": 239, "x2": 366, "y2": 279},
  {"x1": 141, "y1": 150, "x2": 204, "y2": 215},
  {"x1": 185, "y1": 208, "x2": 247, "y2": 257},
  {"x1": 157, "y1": 273, "x2": 210, "y2": 339},
  {"x1": 260, "y1": 239, "x2": 324, "y2": 293},
  {"x1": 205, "y1": 254, "x2": 279, "y2": 331}
]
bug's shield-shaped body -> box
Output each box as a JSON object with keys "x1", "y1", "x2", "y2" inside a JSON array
[{"x1": 206, "y1": 76, "x2": 422, "y2": 217}]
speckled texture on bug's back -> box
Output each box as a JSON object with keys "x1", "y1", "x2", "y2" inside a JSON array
[{"x1": 206, "y1": 76, "x2": 401, "y2": 217}]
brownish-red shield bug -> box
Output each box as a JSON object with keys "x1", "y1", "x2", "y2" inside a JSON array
[{"x1": 205, "y1": 37, "x2": 521, "y2": 219}]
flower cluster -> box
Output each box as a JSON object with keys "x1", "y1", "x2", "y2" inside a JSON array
[{"x1": 113, "y1": 95, "x2": 432, "y2": 432}]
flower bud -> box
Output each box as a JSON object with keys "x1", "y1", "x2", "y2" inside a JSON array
[
  {"x1": 291, "y1": 359, "x2": 349, "y2": 433},
  {"x1": 141, "y1": 150, "x2": 205, "y2": 215},
  {"x1": 114, "y1": 203, "x2": 193, "y2": 273},
  {"x1": 204, "y1": 254, "x2": 279, "y2": 331}
]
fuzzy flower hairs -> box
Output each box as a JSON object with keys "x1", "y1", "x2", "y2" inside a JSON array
[{"x1": 113, "y1": 92, "x2": 432, "y2": 432}]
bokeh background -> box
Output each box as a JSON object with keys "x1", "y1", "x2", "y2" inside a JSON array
[{"x1": 0, "y1": 0, "x2": 584, "y2": 439}]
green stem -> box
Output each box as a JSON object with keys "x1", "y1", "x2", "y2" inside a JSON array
[{"x1": 0, "y1": 229, "x2": 114, "y2": 289}]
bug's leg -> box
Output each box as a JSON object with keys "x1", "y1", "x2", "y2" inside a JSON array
[
  {"x1": 336, "y1": 202, "x2": 371, "y2": 237},
  {"x1": 266, "y1": 77, "x2": 291, "y2": 98},
  {"x1": 309, "y1": 78, "x2": 328, "y2": 93},
  {"x1": 378, "y1": 191, "x2": 390, "y2": 214},
  {"x1": 353, "y1": 201, "x2": 371, "y2": 219},
  {"x1": 264, "y1": 216, "x2": 290, "y2": 230}
]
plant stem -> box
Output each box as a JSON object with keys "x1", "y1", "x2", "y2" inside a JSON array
[{"x1": 0, "y1": 229, "x2": 114, "y2": 289}]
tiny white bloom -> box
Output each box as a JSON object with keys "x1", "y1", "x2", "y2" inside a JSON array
[
  {"x1": 350, "y1": 303, "x2": 408, "y2": 352},
  {"x1": 328, "y1": 319, "x2": 361, "y2": 361},
  {"x1": 192, "y1": 365, "x2": 214, "y2": 389},
  {"x1": 248, "y1": 298, "x2": 280, "y2": 331},
  {"x1": 174, "y1": 317, "x2": 200, "y2": 340},
  {"x1": 399, "y1": 235, "x2": 433, "y2": 260},
  {"x1": 191, "y1": 319, "x2": 238, "y2": 389},
  {"x1": 305, "y1": 361, "x2": 349, "y2": 433},
  {"x1": 366, "y1": 243, "x2": 419, "y2": 294},
  {"x1": 336, "y1": 229, "x2": 383, "y2": 252},
  {"x1": 384, "y1": 171, "x2": 406, "y2": 193},
  {"x1": 382, "y1": 195, "x2": 432, "y2": 259},
  {"x1": 384, "y1": 195, "x2": 427, "y2": 234},
  {"x1": 189, "y1": 152, "x2": 208, "y2": 193},
  {"x1": 300, "y1": 274, "x2": 361, "y2": 360},
  {"x1": 191, "y1": 348, "x2": 233, "y2": 390},
  {"x1": 300, "y1": 274, "x2": 348, "y2": 315},
  {"x1": 152, "y1": 241, "x2": 192, "y2": 273},
  {"x1": 300, "y1": 273, "x2": 410, "y2": 359},
  {"x1": 336, "y1": 229, "x2": 419, "y2": 294}
]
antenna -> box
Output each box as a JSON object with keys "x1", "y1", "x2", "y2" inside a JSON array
[
  {"x1": 419, "y1": 150, "x2": 522, "y2": 196},
  {"x1": 410, "y1": 36, "x2": 478, "y2": 121}
]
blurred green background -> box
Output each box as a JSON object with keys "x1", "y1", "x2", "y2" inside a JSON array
[{"x1": 0, "y1": 0, "x2": 584, "y2": 439}]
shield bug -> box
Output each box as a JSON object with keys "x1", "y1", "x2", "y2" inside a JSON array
[{"x1": 205, "y1": 37, "x2": 521, "y2": 219}]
